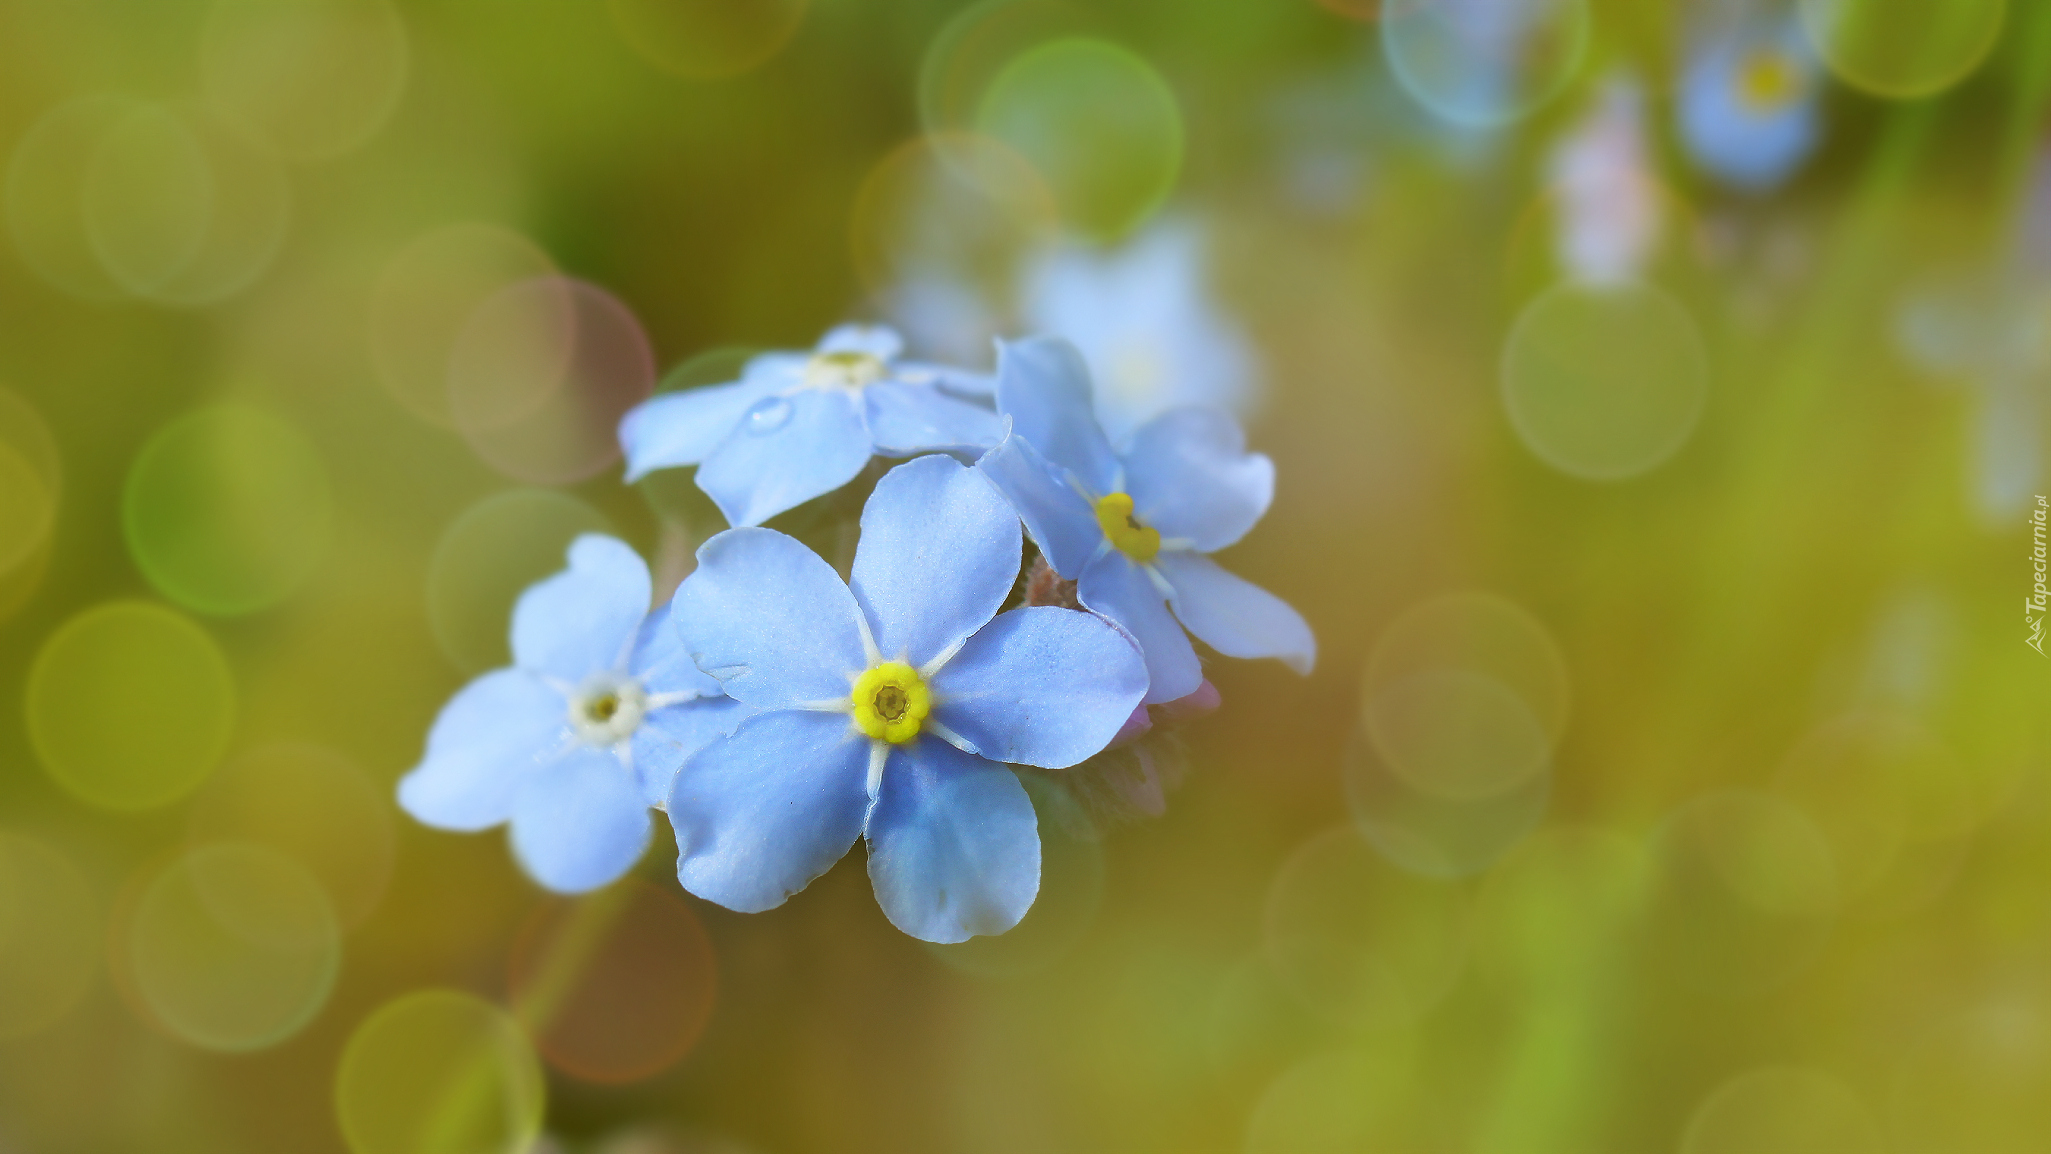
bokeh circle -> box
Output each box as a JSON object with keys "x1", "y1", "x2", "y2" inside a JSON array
[
  {"x1": 1797, "y1": 0, "x2": 2004, "y2": 99},
  {"x1": 1501, "y1": 278, "x2": 1709, "y2": 481},
  {"x1": 0, "y1": 833, "x2": 100, "y2": 1039},
  {"x1": 335, "y1": 988, "x2": 547, "y2": 1154},
  {"x1": 426, "y1": 488, "x2": 613, "y2": 673},
  {"x1": 974, "y1": 37, "x2": 1182, "y2": 239},
  {"x1": 509, "y1": 879, "x2": 718, "y2": 1083},
  {"x1": 123, "y1": 404, "x2": 334, "y2": 615},
  {"x1": 127, "y1": 842, "x2": 341, "y2": 1052},
  {"x1": 201, "y1": 0, "x2": 411, "y2": 162},
  {"x1": 1381, "y1": 0, "x2": 1590, "y2": 128},
  {"x1": 27, "y1": 601, "x2": 237, "y2": 811}
]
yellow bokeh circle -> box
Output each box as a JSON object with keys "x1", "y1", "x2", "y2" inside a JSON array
[
  {"x1": 0, "y1": 833, "x2": 100, "y2": 1039},
  {"x1": 27, "y1": 601, "x2": 237, "y2": 811},
  {"x1": 126, "y1": 842, "x2": 340, "y2": 1052},
  {"x1": 335, "y1": 988, "x2": 546, "y2": 1154}
]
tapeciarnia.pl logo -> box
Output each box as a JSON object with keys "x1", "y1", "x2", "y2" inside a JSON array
[{"x1": 2031, "y1": 496, "x2": 2048, "y2": 656}]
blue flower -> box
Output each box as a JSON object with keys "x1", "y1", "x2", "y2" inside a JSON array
[
  {"x1": 664, "y1": 453, "x2": 1148, "y2": 942},
  {"x1": 1677, "y1": 19, "x2": 1821, "y2": 192},
  {"x1": 1022, "y1": 219, "x2": 1261, "y2": 444},
  {"x1": 617, "y1": 324, "x2": 1001, "y2": 528},
  {"x1": 399, "y1": 534, "x2": 750, "y2": 893},
  {"x1": 977, "y1": 337, "x2": 1315, "y2": 705}
]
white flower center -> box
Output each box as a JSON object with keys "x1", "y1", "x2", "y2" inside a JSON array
[
  {"x1": 568, "y1": 673, "x2": 648, "y2": 746},
  {"x1": 803, "y1": 350, "x2": 886, "y2": 390}
]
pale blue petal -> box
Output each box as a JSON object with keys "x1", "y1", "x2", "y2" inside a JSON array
[
  {"x1": 1155, "y1": 550, "x2": 1316, "y2": 675},
  {"x1": 511, "y1": 534, "x2": 651, "y2": 681},
  {"x1": 631, "y1": 695, "x2": 753, "y2": 806},
  {"x1": 818, "y1": 323, "x2": 904, "y2": 360},
  {"x1": 994, "y1": 336, "x2": 1120, "y2": 495},
  {"x1": 509, "y1": 746, "x2": 651, "y2": 893},
  {"x1": 921, "y1": 364, "x2": 995, "y2": 399},
  {"x1": 927, "y1": 606, "x2": 1147, "y2": 768},
  {"x1": 619, "y1": 377, "x2": 779, "y2": 481},
  {"x1": 976, "y1": 433, "x2": 1102, "y2": 577},
  {"x1": 671, "y1": 527, "x2": 869, "y2": 709},
  {"x1": 696, "y1": 388, "x2": 872, "y2": 527},
  {"x1": 631, "y1": 602, "x2": 723, "y2": 699},
  {"x1": 1122, "y1": 408, "x2": 1275, "y2": 552},
  {"x1": 850, "y1": 455, "x2": 1019, "y2": 669},
  {"x1": 865, "y1": 738, "x2": 1039, "y2": 943},
  {"x1": 668, "y1": 710, "x2": 871, "y2": 913},
  {"x1": 1078, "y1": 549, "x2": 1201, "y2": 704},
  {"x1": 864, "y1": 381, "x2": 1004, "y2": 456},
  {"x1": 399, "y1": 669, "x2": 569, "y2": 831}
]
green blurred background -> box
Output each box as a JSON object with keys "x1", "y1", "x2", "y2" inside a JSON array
[{"x1": 1, "y1": 0, "x2": 2049, "y2": 1152}]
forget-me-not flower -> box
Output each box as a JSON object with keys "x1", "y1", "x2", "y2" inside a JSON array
[
  {"x1": 399, "y1": 535, "x2": 749, "y2": 893},
  {"x1": 665, "y1": 453, "x2": 1148, "y2": 942},
  {"x1": 617, "y1": 324, "x2": 1001, "y2": 527},
  {"x1": 978, "y1": 337, "x2": 1315, "y2": 705},
  {"x1": 1677, "y1": 19, "x2": 1821, "y2": 193},
  {"x1": 1022, "y1": 219, "x2": 1261, "y2": 444}
]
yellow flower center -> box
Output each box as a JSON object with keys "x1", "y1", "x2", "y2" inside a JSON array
[
  {"x1": 804, "y1": 350, "x2": 886, "y2": 390},
  {"x1": 1094, "y1": 492, "x2": 1160, "y2": 562},
  {"x1": 850, "y1": 661, "x2": 930, "y2": 744},
  {"x1": 1734, "y1": 48, "x2": 1800, "y2": 112}
]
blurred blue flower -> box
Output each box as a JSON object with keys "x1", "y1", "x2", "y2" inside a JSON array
[
  {"x1": 1549, "y1": 76, "x2": 1661, "y2": 284},
  {"x1": 1022, "y1": 219, "x2": 1261, "y2": 444},
  {"x1": 978, "y1": 337, "x2": 1314, "y2": 705},
  {"x1": 399, "y1": 534, "x2": 749, "y2": 893},
  {"x1": 665, "y1": 454, "x2": 1147, "y2": 942},
  {"x1": 1677, "y1": 19, "x2": 1821, "y2": 192},
  {"x1": 617, "y1": 324, "x2": 1000, "y2": 527}
]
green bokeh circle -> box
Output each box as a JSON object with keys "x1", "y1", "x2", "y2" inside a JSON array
[
  {"x1": 124, "y1": 404, "x2": 334, "y2": 615},
  {"x1": 976, "y1": 38, "x2": 1183, "y2": 240}
]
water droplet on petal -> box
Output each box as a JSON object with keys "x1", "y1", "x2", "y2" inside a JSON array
[{"x1": 744, "y1": 396, "x2": 792, "y2": 435}]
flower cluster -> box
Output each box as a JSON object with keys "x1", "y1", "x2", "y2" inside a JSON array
[{"x1": 401, "y1": 325, "x2": 1314, "y2": 942}]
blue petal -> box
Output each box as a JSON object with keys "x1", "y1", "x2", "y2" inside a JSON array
[
  {"x1": 668, "y1": 710, "x2": 871, "y2": 913},
  {"x1": 927, "y1": 606, "x2": 1148, "y2": 768},
  {"x1": 631, "y1": 695, "x2": 753, "y2": 806},
  {"x1": 695, "y1": 388, "x2": 871, "y2": 527},
  {"x1": 509, "y1": 746, "x2": 652, "y2": 893},
  {"x1": 399, "y1": 669, "x2": 568, "y2": 831},
  {"x1": 619, "y1": 377, "x2": 778, "y2": 481},
  {"x1": 865, "y1": 738, "x2": 1040, "y2": 943},
  {"x1": 1122, "y1": 408, "x2": 1274, "y2": 552},
  {"x1": 993, "y1": 337, "x2": 1121, "y2": 496},
  {"x1": 1155, "y1": 550, "x2": 1315, "y2": 675},
  {"x1": 671, "y1": 527, "x2": 870, "y2": 709},
  {"x1": 511, "y1": 534, "x2": 651, "y2": 681},
  {"x1": 817, "y1": 323, "x2": 904, "y2": 360},
  {"x1": 976, "y1": 432, "x2": 1102, "y2": 577},
  {"x1": 917, "y1": 363, "x2": 995, "y2": 400},
  {"x1": 864, "y1": 381, "x2": 1004, "y2": 456},
  {"x1": 1078, "y1": 549, "x2": 1202, "y2": 703},
  {"x1": 850, "y1": 455, "x2": 1019, "y2": 669},
  {"x1": 630, "y1": 602, "x2": 724, "y2": 699}
]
